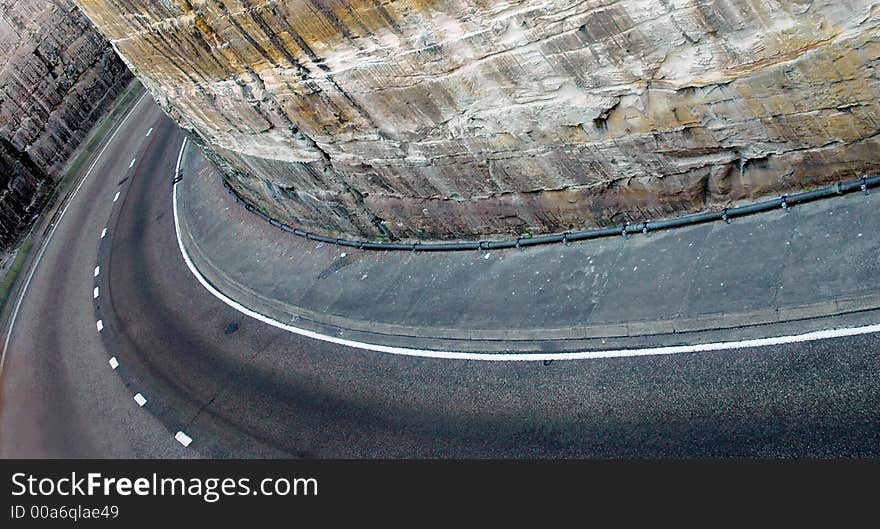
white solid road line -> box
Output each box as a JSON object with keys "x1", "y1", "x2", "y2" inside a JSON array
[
  {"x1": 96, "y1": 320, "x2": 104, "y2": 332},
  {"x1": 172, "y1": 140, "x2": 880, "y2": 361},
  {"x1": 134, "y1": 393, "x2": 147, "y2": 407},
  {"x1": 129, "y1": 158, "x2": 136, "y2": 168},
  {"x1": 93, "y1": 287, "x2": 99, "y2": 299},
  {"x1": 146, "y1": 128, "x2": 153, "y2": 137},
  {"x1": 101, "y1": 228, "x2": 107, "y2": 239},
  {"x1": 113, "y1": 191, "x2": 120, "y2": 203},
  {"x1": 109, "y1": 357, "x2": 119, "y2": 369},
  {"x1": 175, "y1": 431, "x2": 193, "y2": 447},
  {"x1": 94, "y1": 266, "x2": 100, "y2": 277},
  {"x1": 0, "y1": 91, "x2": 148, "y2": 379}
]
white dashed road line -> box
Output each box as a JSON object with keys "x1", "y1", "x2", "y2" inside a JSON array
[
  {"x1": 109, "y1": 357, "x2": 119, "y2": 370},
  {"x1": 134, "y1": 393, "x2": 147, "y2": 407},
  {"x1": 93, "y1": 287, "x2": 99, "y2": 299},
  {"x1": 96, "y1": 320, "x2": 104, "y2": 332},
  {"x1": 113, "y1": 191, "x2": 120, "y2": 203},
  {"x1": 175, "y1": 431, "x2": 193, "y2": 447},
  {"x1": 101, "y1": 228, "x2": 107, "y2": 238},
  {"x1": 146, "y1": 128, "x2": 153, "y2": 137},
  {"x1": 94, "y1": 266, "x2": 100, "y2": 277},
  {"x1": 0, "y1": 92, "x2": 148, "y2": 379},
  {"x1": 129, "y1": 158, "x2": 136, "y2": 168}
]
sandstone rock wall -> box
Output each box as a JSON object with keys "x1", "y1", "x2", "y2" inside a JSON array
[
  {"x1": 0, "y1": 0, "x2": 132, "y2": 248},
  {"x1": 77, "y1": 0, "x2": 880, "y2": 240}
]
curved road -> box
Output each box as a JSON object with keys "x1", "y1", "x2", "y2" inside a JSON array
[{"x1": 1, "y1": 97, "x2": 879, "y2": 457}]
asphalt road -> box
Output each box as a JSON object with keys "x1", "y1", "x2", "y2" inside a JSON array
[{"x1": 1, "y1": 97, "x2": 878, "y2": 458}]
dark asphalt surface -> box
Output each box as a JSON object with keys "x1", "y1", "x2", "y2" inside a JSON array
[
  {"x1": 1, "y1": 98, "x2": 879, "y2": 457},
  {"x1": 178, "y1": 144, "x2": 880, "y2": 353},
  {"x1": 0, "y1": 94, "x2": 188, "y2": 458}
]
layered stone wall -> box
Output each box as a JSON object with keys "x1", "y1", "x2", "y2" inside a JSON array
[
  {"x1": 77, "y1": 0, "x2": 880, "y2": 240},
  {"x1": 0, "y1": 0, "x2": 132, "y2": 247}
]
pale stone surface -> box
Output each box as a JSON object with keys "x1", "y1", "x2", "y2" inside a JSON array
[
  {"x1": 0, "y1": 0, "x2": 131, "y2": 247},
  {"x1": 77, "y1": 0, "x2": 880, "y2": 240}
]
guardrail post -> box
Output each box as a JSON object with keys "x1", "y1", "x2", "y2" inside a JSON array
[{"x1": 221, "y1": 173, "x2": 875, "y2": 253}]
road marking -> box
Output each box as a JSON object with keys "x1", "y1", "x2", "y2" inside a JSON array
[
  {"x1": 0, "y1": 91, "x2": 148, "y2": 379},
  {"x1": 175, "y1": 431, "x2": 193, "y2": 447},
  {"x1": 94, "y1": 266, "x2": 100, "y2": 277},
  {"x1": 172, "y1": 140, "x2": 880, "y2": 361},
  {"x1": 93, "y1": 287, "x2": 99, "y2": 299},
  {"x1": 129, "y1": 158, "x2": 136, "y2": 168},
  {"x1": 146, "y1": 128, "x2": 153, "y2": 137},
  {"x1": 134, "y1": 393, "x2": 147, "y2": 407},
  {"x1": 96, "y1": 320, "x2": 104, "y2": 332},
  {"x1": 113, "y1": 191, "x2": 120, "y2": 203},
  {"x1": 100, "y1": 228, "x2": 107, "y2": 238},
  {"x1": 109, "y1": 357, "x2": 119, "y2": 369}
]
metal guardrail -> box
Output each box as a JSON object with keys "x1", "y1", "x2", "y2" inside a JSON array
[{"x1": 219, "y1": 174, "x2": 879, "y2": 252}]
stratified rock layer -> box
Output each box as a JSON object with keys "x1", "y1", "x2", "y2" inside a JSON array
[
  {"x1": 77, "y1": 0, "x2": 880, "y2": 240},
  {"x1": 0, "y1": 0, "x2": 131, "y2": 247}
]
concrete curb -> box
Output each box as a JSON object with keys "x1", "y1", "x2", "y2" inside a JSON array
[{"x1": 175, "y1": 139, "x2": 880, "y2": 353}]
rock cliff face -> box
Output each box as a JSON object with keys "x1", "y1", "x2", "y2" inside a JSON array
[
  {"x1": 77, "y1": 0, "x2": 880, "y2": 240},
  {"x1": 0, "y1": 0, "x2": 131, "y2": 247}
]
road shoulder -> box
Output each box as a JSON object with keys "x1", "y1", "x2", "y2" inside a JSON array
[{"x1": 176, "y1": 141, "x2": 880, "y2": 354}]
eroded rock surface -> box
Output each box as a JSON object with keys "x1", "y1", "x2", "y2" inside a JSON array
[
  {"x1": 77, "y1": 0, "x2": 880, "y2": 240},
  {"x1": 0, "y1": 0, "x2": 131, "y2": 247}
]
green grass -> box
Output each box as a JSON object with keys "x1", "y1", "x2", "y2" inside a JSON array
[
  {"x1": 60, "y1": 83, "x2": 145, "y2": 188},
  {"x1": 36, "y1": 82, "x2": 145, "y2": 216},
  {"x1": 0, "y1": 238, "x2": 34, "y2": 311},
  {"x1": 0, "y1": 81, "x2": 146, "y2": 313}
]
